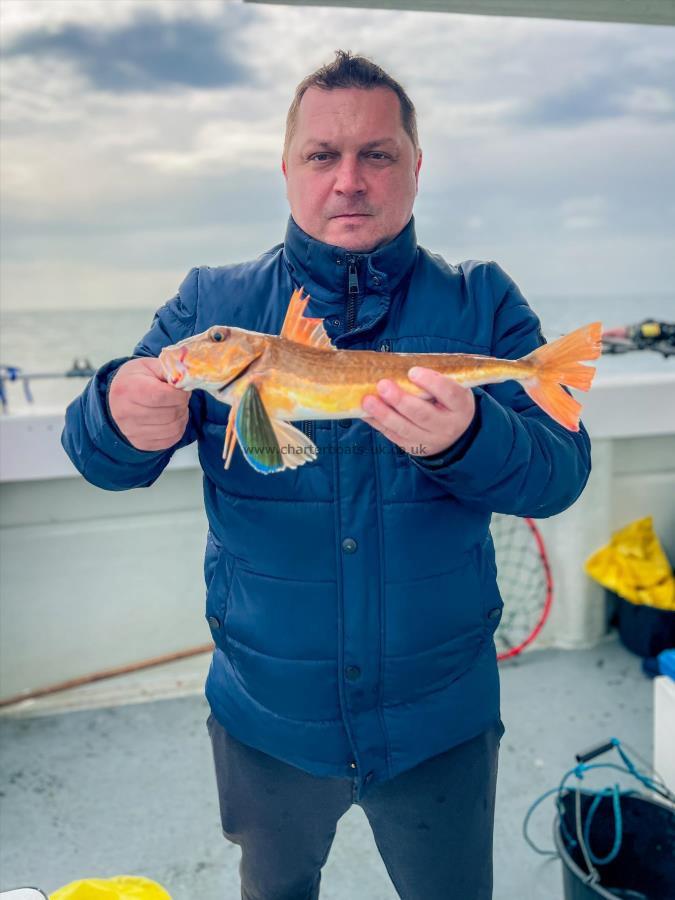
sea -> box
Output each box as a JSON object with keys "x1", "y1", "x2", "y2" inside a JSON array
[{"x1": 1, "y1": 293, "x2": 673, "y2": 413}]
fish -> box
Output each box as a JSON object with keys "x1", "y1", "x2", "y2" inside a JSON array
[{"x1": 158, "y1": 287, "x2": 602, "y2": 475}]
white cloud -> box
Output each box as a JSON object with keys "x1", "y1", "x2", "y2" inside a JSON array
[{"x1": 129, "y1": 103, "x2": 285, "y2": 174}]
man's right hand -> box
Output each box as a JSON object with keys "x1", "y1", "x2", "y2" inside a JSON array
[{"x1": 108, "y1": 357, "x2": 192, "y2": 451}]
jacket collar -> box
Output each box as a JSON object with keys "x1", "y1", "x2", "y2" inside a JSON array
[{"x1": 282, "y1": 214, "x2": 418, "y2": 324}]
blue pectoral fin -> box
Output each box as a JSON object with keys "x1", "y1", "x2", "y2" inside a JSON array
[
  {"x1": 234, "y1": 383, "x2": 319, "y2": 474},
  {"x1": 235, "y1": 383, "x2": 284, "y2": 474}
]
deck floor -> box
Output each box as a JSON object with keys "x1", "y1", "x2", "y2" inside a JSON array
[{"x1": 0, "y1": 635, "x2": 656, "y2": 899}]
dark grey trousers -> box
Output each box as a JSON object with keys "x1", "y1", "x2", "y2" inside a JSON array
[{"x1": 206, "y1": 713, "x2": 504, "y2": 900}]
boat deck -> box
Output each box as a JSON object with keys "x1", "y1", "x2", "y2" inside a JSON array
[{"x1": 0, "y1": 635, "x2": 654, "y2": 899}]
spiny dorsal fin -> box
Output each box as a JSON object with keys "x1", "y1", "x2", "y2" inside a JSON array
[{"x1": 279, "y1": 287, "x2": 335, "y2": 351}]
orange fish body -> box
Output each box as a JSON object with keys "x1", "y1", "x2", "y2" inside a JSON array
[{"x1": 159, "y1": 287, "x2": 602, "y2": 474}]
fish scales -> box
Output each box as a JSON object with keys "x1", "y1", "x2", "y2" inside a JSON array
[{"x1": 265, "y1": 339, "x2": 533, "y2": 419}]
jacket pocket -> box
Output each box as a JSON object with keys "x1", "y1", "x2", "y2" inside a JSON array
[
  {"x1": 383, "y1": 547, "x2": 489, "y2": 705},
  {"x1": 204, "y1": 531, "x2": 238, "y2": 652}
]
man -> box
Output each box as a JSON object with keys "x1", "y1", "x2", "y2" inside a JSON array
[{"x1": 62, "y1": 50, "x2": 591, "y2": 900}]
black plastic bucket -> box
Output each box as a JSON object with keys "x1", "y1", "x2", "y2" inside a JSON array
[
  {"x1": 554, "y1": 789, "x2": 675, "y2": 899},
  {"x1": 608, "y1": 590, "x2": 675, "y2": 658}
]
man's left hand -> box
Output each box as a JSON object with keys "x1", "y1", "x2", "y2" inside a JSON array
[{"x1": 361, "y1": 367, "x2": 476, "y2": 457}]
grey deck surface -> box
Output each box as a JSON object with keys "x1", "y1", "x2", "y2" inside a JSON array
[{"x1": 0, "y1": 636, "x2": 654, "y2": 900}]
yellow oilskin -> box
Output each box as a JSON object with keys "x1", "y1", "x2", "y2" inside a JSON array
[
  {"x1": 584, "y1": 516, "x2": 675, "y2": 610},
  {"x1": 50, "y1": 875, "x2": 171, "y2": 900}
]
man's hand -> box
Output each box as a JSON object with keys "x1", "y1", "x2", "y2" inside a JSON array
[
  {"x1": 361, "y1": 367, "x2": 476, "y2": 457},
  {"x1": 108, "y1": 357, "x2": 192, "y2": 451}
]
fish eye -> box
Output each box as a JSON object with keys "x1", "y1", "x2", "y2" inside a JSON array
[{"x1": 209, "y1": 327, "x2": 229, "y2": 343}]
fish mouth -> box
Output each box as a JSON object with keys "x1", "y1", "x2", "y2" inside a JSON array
[
  {"x1": 160, "y1": 346, "x2": 188, "y2": 385},
  {"x1": 216, "y1": 356, "x2": 258, "y2": 393}
]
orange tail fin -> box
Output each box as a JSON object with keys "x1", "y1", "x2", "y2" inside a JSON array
[{"x1": 519, "y1": 322, "x2": 603, "y2": 432}]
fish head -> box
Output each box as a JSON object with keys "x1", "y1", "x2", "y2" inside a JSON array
[{"x1": 159, "y1": 325, "x2": 266, "y2": 392}]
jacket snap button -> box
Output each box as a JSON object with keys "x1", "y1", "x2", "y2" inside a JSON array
[
  {"x1": 207, "y1": 615, "x2": 221, "y2": 629},
  {"x1": 342, "y1": 537, "x2": 357, "y2": 553},
  {"x1": 345, "y1": 665, "x2": 361, "y2": 681},
  {"x1": 349, "y1": 761, "x2": 357, "y2": 769},
  {"x1": 339, "y1": 419, "x2": 351, "y2": 428},
  {"x1": 487, "y1": 607, "x2": 502, "y2": 620}
]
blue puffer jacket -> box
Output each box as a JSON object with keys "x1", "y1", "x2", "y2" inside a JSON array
[{"x1": 62, "y1": 213, "x2": 591, "y2": 799}]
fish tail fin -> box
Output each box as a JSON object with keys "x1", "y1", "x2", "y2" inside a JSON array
[{"x1": 519, "y1": 322, "x2": 603, "y2": 432}]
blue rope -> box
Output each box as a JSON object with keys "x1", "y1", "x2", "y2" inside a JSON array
[
  {"x1": 523, "y1": 737, "x2": 673, "y2": 861},
  {"x1": 583, "y1": 785, "x2": 622, "y2": 865}
]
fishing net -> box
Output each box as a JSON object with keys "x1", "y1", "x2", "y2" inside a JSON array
[{"x1": 491, "y1": 514, "x2": 553, "y2": 660}]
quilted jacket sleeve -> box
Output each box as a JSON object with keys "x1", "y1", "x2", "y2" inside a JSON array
[
  {"x1": 61, "y1": 267, "x2": 201, "y2": 491},
  {"x1": 409, "y1": 262, "x2": 592, "y2": 517}
]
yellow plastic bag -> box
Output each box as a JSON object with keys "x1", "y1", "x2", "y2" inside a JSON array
[
  {"x1": 584, "y1": 516, "x2": 675, "y2": 610},
  {"x1": 50, "y1": 876, "x2": 171, "y2": 900}
]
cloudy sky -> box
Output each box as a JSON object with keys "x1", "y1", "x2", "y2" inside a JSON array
[{"x1": 1, "y1": 0, "x2": 674, "y2": 311}]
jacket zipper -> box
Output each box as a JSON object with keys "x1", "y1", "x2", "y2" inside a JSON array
[
  {"x1": 301, "y1": 258, "x2": 359, "y2": 443},
  {"x1": 300, "y1": 419, "x2": 316, "y2": 443},
  {"x1": 346, "y1": 255, "x2": 360, "y2": 331}
]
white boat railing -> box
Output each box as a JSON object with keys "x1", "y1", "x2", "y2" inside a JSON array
[{"x1": 1, "y1": 372, "x2": 673, "y2": 483}]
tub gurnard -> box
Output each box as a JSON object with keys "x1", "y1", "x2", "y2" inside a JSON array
[{"x1": 159, "y1": 287, "x2": 602, "y2": 474}]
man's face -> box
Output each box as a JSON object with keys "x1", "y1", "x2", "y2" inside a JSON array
[{"x1": 282, "y1": 86, "x2": 422, "y2": 252}]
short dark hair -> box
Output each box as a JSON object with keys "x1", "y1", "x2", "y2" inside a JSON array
[{"x1": 283, "y1": 50, "x2": 419, "y2": 162}]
